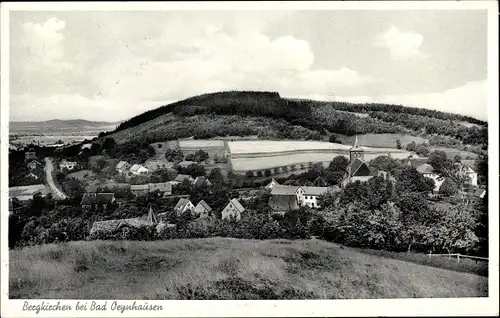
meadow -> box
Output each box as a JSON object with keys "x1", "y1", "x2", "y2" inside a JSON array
[{"x1": 9, "y1": 238, "x2": 487, "y2": 299}]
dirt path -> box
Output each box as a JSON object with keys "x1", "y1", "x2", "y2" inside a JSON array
[{"x1": 44, "y1": 157, "x2": 68, "y2": 199}]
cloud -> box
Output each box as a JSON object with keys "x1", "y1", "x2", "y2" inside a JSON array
[
  {"x1": 18, "y1": 17, "x2": 73, "y2": 71},
  {"x1": 375, "y1": 26, "x2": 425, "y2": 59},
  {"x1": 285, "y1": 80, "x2": 488, "y2": 121}
]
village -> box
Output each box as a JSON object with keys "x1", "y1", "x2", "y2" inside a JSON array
[{"x1": 8, "y1": 135, "x2": 486, "y2": 243}]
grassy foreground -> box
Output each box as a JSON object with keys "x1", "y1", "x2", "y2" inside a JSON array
[{"x1": 10, "y1": 238, "x2": 487, "y2": 299}]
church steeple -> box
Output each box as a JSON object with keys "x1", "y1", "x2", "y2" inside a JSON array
[{"x1": 349, "y1": 135, "x2": 364, "y2": 163}]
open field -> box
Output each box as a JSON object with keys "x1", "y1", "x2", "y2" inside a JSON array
[
  {"x1": 9, "y1": 238, "x2": 487, "y2": 299},
  {"x1": 227, "y1": 140, "x2": 411, "y2": 172},
  {"x1": 430, "y1": 147, "x2": 479, "y2": 159},
  {"x1": 335, "y1": 133, "x2": 429, "y2": 149}
]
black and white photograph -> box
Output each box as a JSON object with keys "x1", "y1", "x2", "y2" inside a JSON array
[{"x1": 1, "y1": 1, "x2": 498, "y2": 317}]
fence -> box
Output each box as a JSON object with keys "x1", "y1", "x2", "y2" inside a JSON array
[{"x1": 427, "y1": 252, "x2": 489, "y2": 263}]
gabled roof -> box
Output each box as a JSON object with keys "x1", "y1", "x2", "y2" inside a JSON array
[
  {"x1": 27, "y1": 160, "x2": 42, "y2": 166},
  {"x1": 270, "y1": 185, "x2": 299, "y2": 196},
  {"x1": 196, "y1": 200, "x2": 213, "y2": 212},
  {"x1": 116, "y1": 161, "x2": 130, "y2": 169},
  {"x1": 301, "y1": 186, "x2": 329, "y2": 196},
  {"x1": 174, "y1": 198, "x2": 192, "y2": 211},
  {"x1": 473, "y1": 188, "x2": 486, "y2": 197},
  {"x1": 265, "y1": 178, "x2": 280, "y2": 189},
  {"x1": 149, "y1": 182, "x2": 172, "y2": 192},
  {"x1": 416, "y1": 163, "x2": 435, "y2": 174},
  {"x1": 228, "y1": 198, "x2": 245, "y2": 213},
  {"x1": 349, "y1": 158, "x2": 371, "y2": 177},
  {"x1": 193, "y1": 176, "x2": 212, "y2": 187},
  {"x1": 129, "y1": 164, "x2": 147, "y2": 172},
  {"x1": 174, "y1": 174, "x2": 193, "y2": 182}
]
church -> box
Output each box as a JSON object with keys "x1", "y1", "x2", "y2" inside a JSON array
[{"x1": 341, "y1": 136, "x2": 374, "y2": 187}]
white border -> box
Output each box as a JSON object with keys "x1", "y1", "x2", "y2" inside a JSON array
[{"x1": 1, "y1": 2, "x2": 499, "y2": 317}]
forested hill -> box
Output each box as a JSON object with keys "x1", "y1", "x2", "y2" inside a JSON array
[{"x1": 107, "y1": 91, "x2": 487, "y2": 147}]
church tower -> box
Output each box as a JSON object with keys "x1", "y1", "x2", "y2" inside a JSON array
[{"x1": 349, "y1": 135, "x2": 364, "y2": 162}]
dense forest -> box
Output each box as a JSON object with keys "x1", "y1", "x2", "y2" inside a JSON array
[{"x1": 107, "y1": 91, "x2": 487, "y2": 149}]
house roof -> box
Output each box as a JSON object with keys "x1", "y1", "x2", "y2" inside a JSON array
[
  {"x1": 174, "y1": 198, "x2": 192, "y2": 211},
  {"x1": 27, "y1": 160, "x2": 42, "y2": 166},
  {"x1": 129, "y1": 164, "x2": 147, "y2": 172},
  {"x1": 270, "y1": 185, "x2": 299, "y2": 196},
  {"x1": 473, "y1": 188, "x2": 486, "y2": 197},
  {"x1": 416, "y1": 163, "x2": 435, "y2": 174},
  {"x1": 130, "y1": 184, "x2": 149, "y2": 190},
  {"x1": 193, "y1": 176, "x2": 212, "y2": 187},
  {"x1": 301, "y1": 186, "x2": 329, "y2": 196},
  {"x1": 265, "y1": 178, "x2": 280, "y2": 188},
  {"x1": 9, "y1": 184, "x2": 47, "y2": 197},
  {"x1": 149, "y1": 182, "x2": 172, "y2": 192},
  {"x1": 196, "y1": 200, "x2": 213, "y2": 212},
  {"x1": 229, "y1": 198, "x2": 245, "y2": 213},
  {"x1": 349, "y1": 158, "x2": 371, "y2": 177},
  {"x1": 90, "y1": 217, "x2": 152, "y2": 235},
  {"x1": 174, "y1": 174, "x2": 193, "y2": 182},
  {"x1": 116, "y1": 161, "x2": 130, "y2": 169}
]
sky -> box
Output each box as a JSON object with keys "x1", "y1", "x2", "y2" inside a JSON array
[{"x1": 9, "y1": 10, "x2": 488, "y2": 122}]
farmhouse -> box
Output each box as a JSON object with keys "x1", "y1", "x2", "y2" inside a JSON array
[
  {"x1": 174, "y1": 198, "x2": 195, "y2": 215},
  {"x1": 116, "y1": 161, "x2": 131, "y2": 174},
  {"x1": 27, "y1": 160, "x2": 42, "y2": 171},
  {"x1": 271, "y1": 185, "x2": 304, "y2": 206},
  {"x1": 299, "y1": 186, "x2": 330, "y2": 209},
  {"x1": 221, "y1": 198, "x2": 245, "y2": 220},
  {"x1": 129, "y1": 164, "x2": 149, "y2": 176},
  {"x1": 59, "y1": 160, "x2": 77, "y2": 171},
  {"x1": 80, "y1": 193, "x2": 116, "y2": 208},
  {"x1": 194, "y1": 200, "x2": 213, "y2": 218},
  {"x1": 193, "y1": 176, "x2": 212, "y2": 188},
  {"x1": 456, "y1": 160, "x2": 478, "y2": 187}
]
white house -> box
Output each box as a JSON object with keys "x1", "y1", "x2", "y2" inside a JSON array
[
  {"x1": 194, "y1": 200, "x2": 213, "y2": 218},
  {"x1": 129, "y1": 164, "x2": 149, "y2": 176},
  {"x1": 59, "y1": 160, "x2": 77, "y2": 171},
  {"x1": 456, "y1": 161, "x2": 478, "y2": 187},
  {"x1": 173, "y1": 198, "x2": 195, "y2": 216},
  {"x1": 116, "y1": 161, "x2": 131, "y2": 174},
  {"x1": 299, "y1": 186, "x2": 330, "y2": 209},
  {"x1": 416, "y1": 164, "x2": 445, "y2": 192},
  {"x1": 221, "y1": 198, "x2": 245, "y2": 220}
]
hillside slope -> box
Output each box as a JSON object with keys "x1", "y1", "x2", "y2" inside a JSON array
[
  {"x1": 103, "y1": 91, "x2": 487, "y2": 149},
  {"x1": 10, "y1": 238, "x2": 487, "y2": 299}
]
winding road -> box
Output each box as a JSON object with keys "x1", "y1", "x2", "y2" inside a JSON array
[{"x1": 44, "y1": 157, "x2": 68, "y2": 200}]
